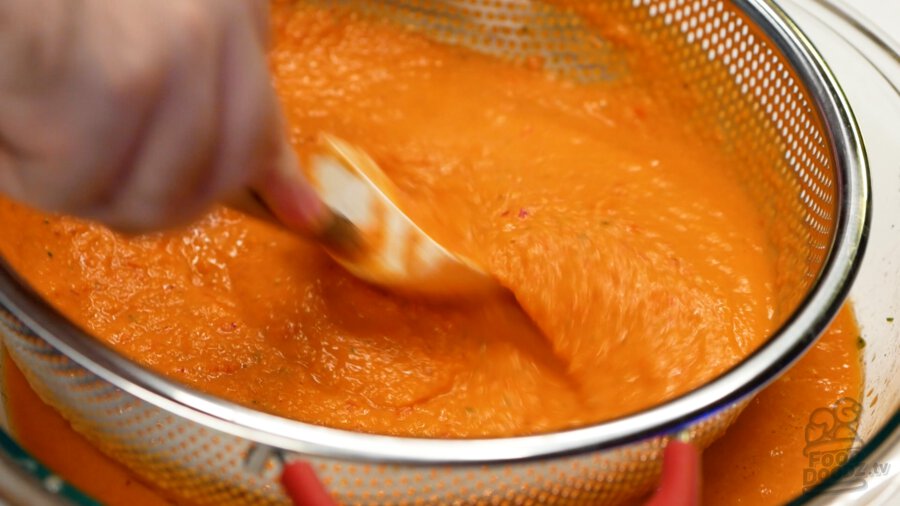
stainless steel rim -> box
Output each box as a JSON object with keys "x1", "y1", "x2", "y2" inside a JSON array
[{"x1": 0, "y1": 0, "x2": 870, "y2": 465}]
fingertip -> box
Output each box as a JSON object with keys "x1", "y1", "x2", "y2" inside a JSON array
[{"x1": 254, "y1": 141, "x2": 331, "y2": 235}]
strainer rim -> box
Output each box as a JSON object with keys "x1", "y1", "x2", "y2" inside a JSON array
[{"x1": 0, "y1": 0, "x2": 870, "y2": 465}]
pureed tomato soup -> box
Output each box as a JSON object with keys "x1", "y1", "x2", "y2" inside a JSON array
[{"x1": 0, "y1": 2, "x2": 862, "y2": 504}]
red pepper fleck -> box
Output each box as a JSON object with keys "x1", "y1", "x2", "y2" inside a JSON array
[{"x1": 517, "y1": 208, "x2": 530, "y2": 219}]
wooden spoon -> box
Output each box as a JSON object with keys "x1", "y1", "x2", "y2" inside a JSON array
[{"x1": 228, "y1": 134, "x2": 500, "y2": 298}]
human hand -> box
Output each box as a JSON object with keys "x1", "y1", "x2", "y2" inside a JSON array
[{"x1": 0, "y1": 0, "x2": 325, "y2": 233}]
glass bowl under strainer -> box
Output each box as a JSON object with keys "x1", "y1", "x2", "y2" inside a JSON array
[{"x1": 0, "y1": 0, "x2": 870, "y2": 504}]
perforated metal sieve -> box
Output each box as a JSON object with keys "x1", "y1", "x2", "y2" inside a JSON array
[{"x1": 0, "y1": 0, "x2": 869, "y2": 504}]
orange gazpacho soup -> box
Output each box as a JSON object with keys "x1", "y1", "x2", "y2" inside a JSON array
[
  {"x1": 4, "y1": 306, "x2": 860, "y2": 505},
  {"x1": 0, "y1": 2, "x2": 861, "y2": 505}
]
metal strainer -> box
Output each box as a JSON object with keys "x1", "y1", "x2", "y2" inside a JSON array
[{"x1": 0, "y1": 0, "x2": 868, "y2": 504}]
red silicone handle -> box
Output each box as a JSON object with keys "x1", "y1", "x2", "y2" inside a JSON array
[
  {"x1": 279, "y1": 443, "x2": 696, "y2": 505},
  {"x1": 645, "y1": 440, "x2": 701, "y2": 506},
  {"x1": 281, "y1": 460, "x2": 337, "y2": 506}
]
